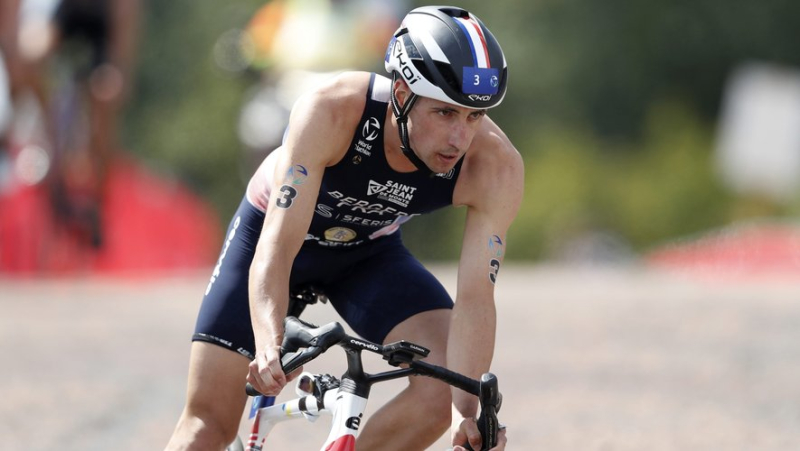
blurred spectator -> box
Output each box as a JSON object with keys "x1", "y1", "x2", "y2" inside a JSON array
[
  {"x1": 37, "y1": 0, "x2": 142, "y2": 249},
  {"x1": 1, "y1": 0, "x2": 56, "y2": 203}
]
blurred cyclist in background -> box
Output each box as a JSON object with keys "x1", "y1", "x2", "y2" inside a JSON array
[
  {"x1": 0, "y1": 0, "x2": 144, "y2": 272},
  {"x1": 1, "y1": 0, "x2": 141, "y2": 251},
  {"x1": 40, "y1": 0, "x2": 141, "y2": 248}
]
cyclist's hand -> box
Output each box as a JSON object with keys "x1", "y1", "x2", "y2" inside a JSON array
[
  {"x1": 452, "y1": 417, "x2": 507, "y2": 451},
  {"x1": 247, "y1": 345, "x2": 292, "y2": 395}
]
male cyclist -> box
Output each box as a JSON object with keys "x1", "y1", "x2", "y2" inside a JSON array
[{"x1": 167, "y1": 6, "x2": 522, "y2": 450}]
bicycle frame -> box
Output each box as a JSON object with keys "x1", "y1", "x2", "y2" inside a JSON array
[
  {"x1": 237, "y1": 316, "x2": 502, "y2": 451},
  {"x1": 245, "y1": 384, "x2": 365, "y2": 451}
]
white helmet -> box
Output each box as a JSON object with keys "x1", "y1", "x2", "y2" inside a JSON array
[{"x1": 385, "y1": 6, "x2": 508, "y2": 109}]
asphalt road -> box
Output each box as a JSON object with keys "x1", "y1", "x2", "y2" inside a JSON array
[{"x1": 1, "y1": 264, "x2": 799, "y2": 450}]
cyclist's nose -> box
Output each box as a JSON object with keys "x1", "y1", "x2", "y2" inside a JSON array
[{"x1": 447, "y1": 122, "x2": 471, "y2": 152}]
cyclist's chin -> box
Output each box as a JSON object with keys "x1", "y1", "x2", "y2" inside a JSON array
[{"x1": 428, "y1": 155, "x2": 459, "y2": 174}]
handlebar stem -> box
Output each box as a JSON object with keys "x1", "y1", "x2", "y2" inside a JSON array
[{"x1": 341, "y1": 347, "x2": 371, "y2": 399}]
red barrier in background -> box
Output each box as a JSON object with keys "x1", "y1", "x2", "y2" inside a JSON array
[
  {"x1": 0, "y1": 156, "x2": 221, "y2": 276},
  {"x1": 647, "y1": 221, "x2": 800, "y2": 279}
]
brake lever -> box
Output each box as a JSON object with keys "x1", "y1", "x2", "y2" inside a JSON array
[{"x1": 463, "y1": 373, "x2": 501, "y2": 451}]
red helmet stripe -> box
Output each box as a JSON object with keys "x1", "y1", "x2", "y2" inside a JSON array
[{"x1": 455, "y1": 16, "x2": 491, "y2": 69}]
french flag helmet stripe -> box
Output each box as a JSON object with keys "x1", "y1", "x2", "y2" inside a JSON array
[{"x1": 454, "y1": 16, "x2": 491, "y2": 69}]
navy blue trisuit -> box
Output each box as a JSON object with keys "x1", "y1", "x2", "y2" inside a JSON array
[{"x1": 193, "y1": 74, "x2": 463, "y2": 360}]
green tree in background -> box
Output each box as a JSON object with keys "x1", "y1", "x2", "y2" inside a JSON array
[{"x1": 124, "y1": 1, "x2": 263, "y2": 220}]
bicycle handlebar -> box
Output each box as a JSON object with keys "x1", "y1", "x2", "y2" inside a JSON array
[
  {"x1": 245, "y1": 317, "x2": 502, "y2": 450},
  {"x1": 409, "y1": 361, "x2": 502, "y2": 450},
  {"x1": 245, "y1": 317, "x2": 346, "y2": 396}
]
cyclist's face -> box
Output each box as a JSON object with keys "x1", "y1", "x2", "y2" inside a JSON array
[{"x1": 406, "y1": 97, "x2": 487, "y2": 174}]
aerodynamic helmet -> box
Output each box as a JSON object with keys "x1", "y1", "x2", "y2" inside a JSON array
[{"x1": 385, "y1": 6, "x2": 508, "y2": 109}]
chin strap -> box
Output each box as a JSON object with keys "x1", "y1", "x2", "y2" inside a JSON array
[{"x1": 390, "y1": 72, "x2": 433, "y2": 176}]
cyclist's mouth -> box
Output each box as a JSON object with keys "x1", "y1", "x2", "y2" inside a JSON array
[{"x1": 436, "y1": 153, "x2": 458, "y2": 165}]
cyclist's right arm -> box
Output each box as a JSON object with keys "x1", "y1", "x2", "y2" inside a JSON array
[{"x1": 246, "y1": 71, "x2": 369, "y2": 396}]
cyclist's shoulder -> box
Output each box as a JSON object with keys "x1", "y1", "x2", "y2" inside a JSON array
[
  {"x1": 469, "y1": 118, "x2": 523, "y2": 177},
  {"x1": 456, "y1": 118, "x2": 523, "y2": 209},
  {"x1": 279, "y1": 72, "x2": 375, "y2": 166},
  {"x1": 298, "y1": 71, "x2": 373, "y2": 112},
  {"x1": 290, "y1": 71, "x2": 373, "y2": 130}
]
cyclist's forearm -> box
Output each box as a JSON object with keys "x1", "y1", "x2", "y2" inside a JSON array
[
  {"x1": 447, "y1": 295, "x2": 497, "y2": 419},
  {"x1": 248, "y1": 254, "x2": 291, "y2": 349}
]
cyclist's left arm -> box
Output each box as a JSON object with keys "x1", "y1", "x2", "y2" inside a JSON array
[{"x1": 449, "y1": 119, "x2": 524, "y2": 450}]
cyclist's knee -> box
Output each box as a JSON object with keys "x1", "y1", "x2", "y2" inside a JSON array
[
  {"x1": 171, "y1": 342, "x2": 248, "y2": 448},
  {"x1": 411, "y1": 379, "x2": 452, "y2": 429},
  {"x1": 429, "y1": 393, "x2": 452, "y2": 431},
  {"x1": 168, "y1": 405, "x2": 239, "y2": 450}
]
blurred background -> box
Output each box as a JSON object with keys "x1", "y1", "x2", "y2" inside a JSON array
[
  {"x1": 2, "y1": 2, "x2": 799, "y2": 450},
  {"x1": 2, "y1": 0, "x2": 800, "y2": 275}
]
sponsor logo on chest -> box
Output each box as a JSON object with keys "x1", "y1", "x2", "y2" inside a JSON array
[
  {"x1": 367, "y1": 179, "x2": 417, "y2": 208},
  {"x1": 355, "y1": 117, "x2": 380, "y2": 157}
]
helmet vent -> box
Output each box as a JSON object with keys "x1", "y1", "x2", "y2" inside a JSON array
[
  {"x1": 433, "y1": 61, "x2": 460, "y2": 92},
  {"x1": 404, "y1": 38, "x2": 422, "y2": 59}
]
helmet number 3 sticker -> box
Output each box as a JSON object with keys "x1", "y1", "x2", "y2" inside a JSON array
[{"x1": 462, "y1": 67, "x2": 500, "y2": 95}]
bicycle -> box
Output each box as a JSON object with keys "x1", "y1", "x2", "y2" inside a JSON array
[{"x1": 227, "y1": 288, "x2": 503, "y2": 451}]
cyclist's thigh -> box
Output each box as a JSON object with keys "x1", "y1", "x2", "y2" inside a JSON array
[
  {"x1": 180, "y1": 196, "x2": 263, "y2": 437},
  {"x1": 324, "y1": 235, "x2": 453, "y2": 345},
  {"x1": 194, "y1": 196, "x2": 264, "y2": 360}
]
